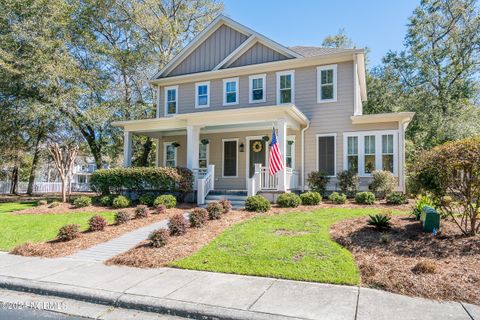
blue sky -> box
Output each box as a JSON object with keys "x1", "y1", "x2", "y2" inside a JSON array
[{"x1": 222, "y1": 0, "x2": 419, "y2": 67}]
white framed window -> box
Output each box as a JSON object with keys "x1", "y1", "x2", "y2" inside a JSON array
[
  {"x1": 316, "y1": 134, "x2": 336, "y2": 176},
  {"x1": 223, "y1": 77, "x2": 239, "y2": 106},
  {"x1": 317, "y1": 64, "x2": 337, "y2": 103},
  {"x1": 286, "y1": 135, "x2": 296, "y2": 169},
  {"x1": 347, "y1": 136, "x2": 358, "y2": 172},
  {"x1": 195, "y1": 81, "x2": 210, "y2": 108},
  {"x1": 163, "y1": 142, "x2": 177, "y2": 167},
  {"x1": 222, "y1": 138, "x2": 238, "y2": 178},
  {"x1": 164, "y1": 85, "x2": 178, "y2": 116},
  {"x1": 249, "y1": 74, "x2": 266, "y2": 103},
  {"x1": 343, "y1": 130, "x2": 398, "y2": 177},
  {"x1": 199, "y1": 143, "x2": 209, "y2": 168},
  {"x1": 276, "y1": 70, "x2": 294, "y2": 104}
]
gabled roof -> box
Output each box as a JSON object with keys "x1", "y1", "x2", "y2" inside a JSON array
[
  {"x1": 288, "y1": 46, "x2": 358, "y2": 57},
  {"x1": 153, "y1": 14, "x2": 302, "y2": 79}
]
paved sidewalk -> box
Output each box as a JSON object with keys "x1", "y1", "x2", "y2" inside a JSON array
[{"x1": 0, "y1": 253, "x2": 478, "y2": 320}]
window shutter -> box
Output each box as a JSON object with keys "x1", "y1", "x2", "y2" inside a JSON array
[{"x1": 318, "y1": 136, "x2": 335, "y2": 175}]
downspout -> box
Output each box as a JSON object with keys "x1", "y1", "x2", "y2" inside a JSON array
[{"x1": 301, "y1": 121, "x2": 310, "y2": 192}]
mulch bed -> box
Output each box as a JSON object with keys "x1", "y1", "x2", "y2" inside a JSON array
[
  {"x1": 10, "y1": 206, "x2": 194, "y2": 258},
  {"x1": 106, "y1": 209, "x2": 257, "y2": 268},
  {"x1": 330, "y1": 215, "x2": 480, "y2": 304},
  {"x1": 14, "y1": 202, "x2": 113, "y2": 215}
]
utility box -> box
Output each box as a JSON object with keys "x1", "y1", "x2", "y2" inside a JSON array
[{"x1": 420, "y1": 205, "x2": 441, "y2": 232}]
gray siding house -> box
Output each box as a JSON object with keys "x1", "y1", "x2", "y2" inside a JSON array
[{"x1": 114, "y1": 15, "x2": 414, "y2": 204}]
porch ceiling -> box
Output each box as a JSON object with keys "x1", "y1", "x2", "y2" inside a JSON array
[{"x1": 112, "y1": 104, "x2": 309, "y2": 136}]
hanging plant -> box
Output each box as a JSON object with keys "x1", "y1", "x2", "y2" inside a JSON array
[
  {"x1": 288, "y1": 140, "x2": 295, "y2": 146},
  {"x1": 201, "y1": 139, "x2": 209, "y2": 145},
  {"x1": 171, "y1": 142, "x2": 180, "y2": 148},
  {"x1": 262, "y1": 135, "x2": 270, "y2": 142}
]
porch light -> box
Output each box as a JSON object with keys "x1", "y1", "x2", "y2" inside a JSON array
[
  {"x1": 201, "y1": 139, "x2": 209, "y2": 145},
  {"x1": 239, "y1": 143, "x2": 245, "y2": 152},
  {"x1": 262, "y1": 135, "x2": 270, "y2": 142},
  {"x1": 171, "y1": 142, "x2": 180, "y2": 148},
  {"x1": 288, "y1": 140, "x2": 294, "y2": 146}
]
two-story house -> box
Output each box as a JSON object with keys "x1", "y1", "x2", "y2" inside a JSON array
[{"x1": 113, "y1": 15, "x2": 414, "y2": 205}]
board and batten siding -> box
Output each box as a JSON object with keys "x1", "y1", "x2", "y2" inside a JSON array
[
  {"x1": 228, "y1": 42, "x2": 290, "y2": 68},
  {"x1": 166, "y1": 25, "x2": 248, "y2": 77}
]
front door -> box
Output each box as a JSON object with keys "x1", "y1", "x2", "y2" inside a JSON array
[{"x1": 249, "y1": 139, "x2": 266, "y2": 178}]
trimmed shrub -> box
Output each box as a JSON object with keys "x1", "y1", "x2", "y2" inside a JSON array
[
  {"x1": 328, "y1": 192, "x2": 347, "y2": 204},
  {"x1": 73, "y1": 196, "x2": 92, "y2": 208},
  {"x1": 337, "y1": 170, "x2": 359, "y2": 197},
  {"x1": 90, "y1": 167, "x2": 193, "y2": 196},
  {"x1": 386, "y1": 192, "x2": 407, "y2": 205},
  {"x1": 49, "y1": 201, "x2": 61, "y2": 208},
  {"x1": 135, "y1": 205, "x2": 149, "y2": 219},
  {"x1": 37, "y1": 199, "x2": 48, "y2": 206},
  {"x1": 367, "y1": 213, "x2": 391, "y2": 231},
  {"x1": 299, "y1": 192, "x2": 321, "y2": 206},
  {"x1": 355, "y1": 192, "x2": 376, "y2": 205},
  {"x1": 149, "y1": 229, "x2": 169, "y2": 248},
  {"x1": 115, "y1": 210, "x2": 131, "y2": 225},
  {"x1": 306, "y1": 171, "x2": 330, "y2": 196},
  {"x1": 138, "y1": 193, "x2": 157, "y2": 207},
  {"x1": 154, "y1": 195, "x2": 176, "y2": 209},
  {"x1": 189, "y1": 208, "x2": 208, "y2": 228},
  {"x1": 207, "y1": 202, "x2": 224, "y2": 220},
  {"x1": 57, "y1": 224, "x2": 80, "y2": 241},
  {"x1": 89, "y1": 215, "x2": 107, "y2": 231},
  {"x1": 370, "y1": 170, "x2": 397, "y2": 199},
  {"x1": 112, "y1": 195, "x2": 130, "y2": 208},
  {"x1": 168, "y1": 213, "x2": 188, "y2": 236},
  {"x1": 245, "y1": 195, "x2": 271, "y2": 212},
  {"x1": 219, "y1": 200, "x2": 232, "y2": 214},
  {"x1": 99, "y1": 195, "x2": 113, "y2": 207},
  {"x1": 276, "y1": 193, "x2": 302, "y2": 208},
  {"x1": 155, "y1": 205, "x2": 167, "y2": 215}
]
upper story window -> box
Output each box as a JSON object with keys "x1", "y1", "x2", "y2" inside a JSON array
[
  {"x1": 223, "y1": 78, "x2": 239, "y2": 106},
  {"x1": 276, "y1": 70, "x2": 294, "y2": 104},
  {"x1": 317, "y1": 64, "x2": 337, "y2": 103},
  {"x1": 195, "y1": 81, "x2": 210, "y2": 108},
  {"x1": 164, "y1": 86, "x2": 178, "y2": 116},
  {"x1": 249, "y1": 74, "x2": 266, "y2": 103}
]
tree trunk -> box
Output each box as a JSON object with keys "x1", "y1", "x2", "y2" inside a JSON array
[
  {"x1": 137, "y1": 137, "x2": 153, "y2": 167},
  {"x1": 61, "y1": 177, "x2": 67, "y2": 203},
  {"x1": 27, "y1": 131, "x2": 44, "y2": 195},
  {"x1": 10, "y1": 165, "x2": 18, "y2": 194}
]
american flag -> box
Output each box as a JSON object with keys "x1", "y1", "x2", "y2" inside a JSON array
[{"x1": 269, "y1": 127, "x2": 284, "y2": 175}]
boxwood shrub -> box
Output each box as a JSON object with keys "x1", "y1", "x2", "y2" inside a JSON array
[
  {"x1": 154, "y1": 195, "x2": 177, "y2": 209},
  {"x1": 90, "y1": 167, "x2": 193, "y2": 196},
  {"x1": 276, "y1": 193, "x2": 302, "y2": 208},
  {"x1": 299, "y1": 192, "x2": 321, "y2": 205},
  {"x1": 99, "y1": 195, "x2": 113, "y2": 207},
  {"x1": 138, "y1": 193, "x2": 157, "y2": 207},
  {"x1": 73, "y1": 196, "x2": 92, "y2": 208},
  {"x1": 355, "y1": 192, "x2": 376, "y2": 205},
  {"x1": 328, "y1": 192, "x2": 347, "y2": 204},
  {"x1": 386, "y1": 192, "x2": 407, "y2": 205},
  {"x1": 112, "y1": 195, "x2": 130, "y2": 208},
  {"x1": 245, "y1": 195, "x2": 271, "y2": 212}
]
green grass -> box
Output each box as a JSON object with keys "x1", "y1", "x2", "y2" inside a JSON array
[
  {"x1": 173, "y1": 208, "x2": 407, "y2": 285},
  {"x1": 0, "y1": 202, "x2": 37, "y2": 214},
  {"x1": 0, "y1": 209, "x2": 115, "y2": 251}
]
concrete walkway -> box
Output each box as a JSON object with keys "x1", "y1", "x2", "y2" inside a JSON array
[{"x1": 0, "y1": 253, "x2": 478, "y2": 320}]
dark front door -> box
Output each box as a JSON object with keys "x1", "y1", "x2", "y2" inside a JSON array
[{"x1": 249, "y1": 139, "x2": 266, "y2": 178}]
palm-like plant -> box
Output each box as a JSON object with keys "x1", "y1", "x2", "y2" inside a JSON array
[{"x1": 367, "y1": 214, "x2": 391, "y2": 231}]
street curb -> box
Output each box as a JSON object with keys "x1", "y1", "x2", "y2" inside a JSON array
[{"x1": 0, "y1": 276, "x2": 301, "y2": 320}]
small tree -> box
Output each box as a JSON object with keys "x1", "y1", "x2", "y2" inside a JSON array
[
  {"x1": 411, "y1": 137, "x2": 480, "y2": 236},
  {"x1": 337, "y1": 170, "x2": 359, "y2": 197},
  {"x1": 307, "y1": 171, "x2": 330, "y2": 196},
  {"x1": 48, "y1": 144, "x2": 78, "y2": 203}
]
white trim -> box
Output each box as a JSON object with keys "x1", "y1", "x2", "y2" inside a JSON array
[
  {"x1": 248, "y1": 74, "x2": 266, "y2": 103},
  {"x1": 195, "y1": 81, "x2": 210, "y2": 108},
  {"x1": 164, "y1": 85, "x2": 178, "y2": 116},
  {"x1": 315, "y1": 133, "x2": 337, "y2": 177},
  {"x1": 245, "y1": 136, "x2": 269, "y2": 188},
  {"x1": 222, "y1": 77, "x2": 239, "y2": 106},
  {"x1": 343, "y1": 130, "x2": 399, "y2": 177},
  {"x1": 213, "y1": 35, "x2": 256, "y2": 70},
  {"x1": 286, "y1": 135, "x2": 296, "y2": 169},
  {"x1": 276, "y1": 70, "x2": 295, "y2": 105},
  {"x1": 163, "y1": 142, "x2": 177, "y2": 167},
  {"x1": 317, "y1": 64, "x2": 337, "y2": 103},
  {"x1": 156, "y1": 86, "x2": 160, "y2": 118},
  {"x1": 222, "y1": 138, "x2": 239, "y2": 178}
]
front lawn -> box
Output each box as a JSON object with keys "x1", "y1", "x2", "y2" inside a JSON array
[
  {"x1": 173, "y1": 208, "x2": 406, "y2": 285},
  {"x1": 0, "y1": 211, "x2": 115, "y2": 251},
  {"x1": 0, "y1": 202, "x2": 36, "y2": 214}
]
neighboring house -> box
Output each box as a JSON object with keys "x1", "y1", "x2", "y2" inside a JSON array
[{"x1": 113, "y1": 15, "x2": 414, "y2": 204}]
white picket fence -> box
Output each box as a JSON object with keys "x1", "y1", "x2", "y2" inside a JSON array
[{"x1": 0, "y1": 181, "x2": 91, "y2": 194}]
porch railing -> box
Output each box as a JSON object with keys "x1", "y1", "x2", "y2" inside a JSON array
[
  {"x1": 248, "y1": 164, "x2": 300, "y2": 196},
  {"x1": 0, "y1": 181, "x2": 92, "y2": 194},
  {"x1": 196, "y1": 165, "x2": 215, "y2": 205}
]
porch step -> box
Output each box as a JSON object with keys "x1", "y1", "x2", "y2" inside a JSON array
[{"x1": 204, "y1": 192, "x2": 248, "y2": 209}]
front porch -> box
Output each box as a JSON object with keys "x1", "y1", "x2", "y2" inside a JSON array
[{"x1": 113, "y1": 105, "x2": 309, "y2": 204}]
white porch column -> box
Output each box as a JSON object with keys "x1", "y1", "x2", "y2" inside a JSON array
[
  {"x1": 277, "y1": 119, "x2": 287, "y2": 192},
  {"x1": 186, "y1": 125, "x2": 201, "y2": 170},
  {"x1": 123, "y1": 131, "x2": 133, "y2": 167},
  {"x1": 398, "y1": 121, "x2": 407, "y2": 192}
]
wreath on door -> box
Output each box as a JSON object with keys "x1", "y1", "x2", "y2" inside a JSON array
[{"x1": 252, "y1": 141, "x2": 263, "y2": 153}]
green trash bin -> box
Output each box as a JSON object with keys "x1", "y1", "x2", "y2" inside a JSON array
[{"x1": 420, "y1": 205, "x2": 440, "y2": 232}]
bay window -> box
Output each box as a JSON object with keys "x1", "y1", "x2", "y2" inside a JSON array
[
  {"x1": 347, "y1": 136, "x2": 358, "y2": 172},
  {"x1": 364, "y1": 135, "x2": 376, "y2": 174},
  {"x1": 382, "y1": 134, "x2": 394, "y2": 172}
]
